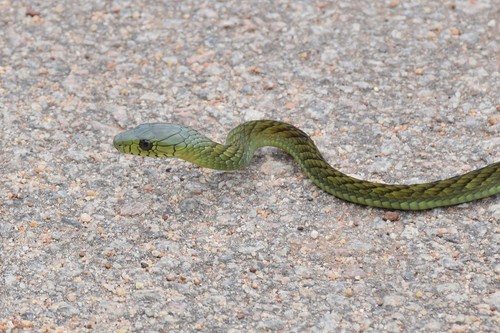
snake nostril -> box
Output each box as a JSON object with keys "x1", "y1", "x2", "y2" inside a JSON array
[{"x1": 139, "y1": 139, "x2": 153, "y2": 151}]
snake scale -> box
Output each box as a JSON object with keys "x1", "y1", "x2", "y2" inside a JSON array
[{"x1": 114, "y1": 120, "x2": 499, "y2": 210}]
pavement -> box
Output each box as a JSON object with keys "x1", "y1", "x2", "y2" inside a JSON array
[{"x1": 1, "y1": 1, "x2": 499, "y2": 331}]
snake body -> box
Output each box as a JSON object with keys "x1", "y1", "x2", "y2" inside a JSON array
[{"x1": 113, "y1": 120, "x2": 499, "y2": 210}]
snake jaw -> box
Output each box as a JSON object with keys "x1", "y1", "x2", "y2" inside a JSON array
[{"x1": 112, "y1": 133, "x2": 128, "y2": 153}]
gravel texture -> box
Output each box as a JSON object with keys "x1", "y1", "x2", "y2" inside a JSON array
[{"x1": 1, "y1": 0, "x2": 499, "y2": 332}]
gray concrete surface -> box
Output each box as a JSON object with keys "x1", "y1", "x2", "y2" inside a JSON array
[{"x1": 1, "y1": 0, "x2": 499, "y2": 331}]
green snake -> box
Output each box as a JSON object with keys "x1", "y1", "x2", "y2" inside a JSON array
[{"x1": 113, "y1": 120, "x2": 499, "y2": 210}]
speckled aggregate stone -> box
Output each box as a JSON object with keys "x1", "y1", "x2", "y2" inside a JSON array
[{"x1": 1, "y1": 0, "x2": 499, "y2": 332}]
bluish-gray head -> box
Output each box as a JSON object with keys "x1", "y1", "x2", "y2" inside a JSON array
[{"x1": 113, "y1": 123, "x2": 189, "y2": 157}]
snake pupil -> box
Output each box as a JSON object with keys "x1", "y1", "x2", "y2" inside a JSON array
[{"x1": 139, "y1": 139, "x2": 153, "y2": 151}]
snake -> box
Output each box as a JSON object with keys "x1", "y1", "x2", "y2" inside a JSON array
[{"x1": 113, "y1": 120, "x2": 500, "y2": 210}]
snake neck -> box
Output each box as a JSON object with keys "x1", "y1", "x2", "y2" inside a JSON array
[
  {"x1": 178, "y1": 120, "x2": 324, "y2": 171},
  {"x1": 175, "y1": 127, "x2": 254, "y2": 170},
  {"x1": 177, "y1": 140, "x2": 254, "y2": 171},
  {"x1": 182, "y1": 120, "x2": 334, "y2": 171}
]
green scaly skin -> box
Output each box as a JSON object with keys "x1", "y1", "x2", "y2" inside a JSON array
[{"x1": 113, "y1": 120, "x2": 500, "y2": 210}]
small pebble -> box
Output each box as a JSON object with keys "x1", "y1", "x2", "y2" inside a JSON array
[
  {"x1": 310, "y1": 230, "x2": 319, "y2": 239},
  {"x1": 383, "y1": 211, "x2": 401, "y2": 221},
  {"x1": 80, "y1": 213, "x2": 92, "y2": 223},
  {"x1": 344, "y1": 288, "x2": 354, "y2": 297},
  {"x1": 115, "y1": 287, "x2": 128, "y2": 296}
]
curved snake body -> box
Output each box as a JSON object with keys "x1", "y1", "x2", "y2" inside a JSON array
[{"x1": 114, "y1": 120, "x2": 500, "y2": 210}]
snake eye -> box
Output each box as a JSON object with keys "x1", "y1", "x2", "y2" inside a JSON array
[{"x1": 138, "y1": 139, "x2": 153, "y2": 151}]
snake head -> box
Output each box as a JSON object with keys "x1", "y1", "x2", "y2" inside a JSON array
[{"x1": 113, "y1": 123, "x2": 189, "y2": 158}]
